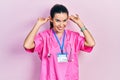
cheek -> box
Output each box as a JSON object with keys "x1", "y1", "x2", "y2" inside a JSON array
[
  {"x1": 63, "y1": 22, "x2": 67, "y2": 26},
  {"x1": 53, "y1": 21, "x2": 68, "y2": 27},
  {"x1": 54, "y1": 22, "x2": 60, "y2": 26},
  {"x1": 52, "y1": 23, "x2": 59, "y2": 29},
  {"x1": 65, "y1": 22, "x2": 67, "y2": 25}
]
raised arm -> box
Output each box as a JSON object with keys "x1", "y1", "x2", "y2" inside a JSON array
[
  {"x1": 69, "y1": 14, "x2": 95, "y2": 47},
  {"x1": 23, "y1": 17, "x2": 50, "y2": 49}
]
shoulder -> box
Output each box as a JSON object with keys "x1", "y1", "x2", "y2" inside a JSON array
[
  {"x1": 66, "y1": 29, "x2": 80, "y2": 36},
  {"x1": 38, "y1": 29, "x2": 51, "y2": 36},
  {"x1": 36, "y1": 29, "x2": 52, "y2": 39},
  {"x1": 65, "y1": 29, "x2": 84, "y2": 41}
]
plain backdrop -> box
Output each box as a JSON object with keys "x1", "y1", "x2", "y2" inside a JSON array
[{"x1": 0, "y1": 0, "x2": 120, "y2": 80}]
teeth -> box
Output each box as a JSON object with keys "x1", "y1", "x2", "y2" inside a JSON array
[{"x1": 58, "y1": 28, "x2": 62, "y2": 30}]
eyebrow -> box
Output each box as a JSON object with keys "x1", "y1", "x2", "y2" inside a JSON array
[{"x1": 55, "y1": 18, "x2": 68, "y2": 21}]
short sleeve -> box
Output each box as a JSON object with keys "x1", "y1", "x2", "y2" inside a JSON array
[
  {"x1": 24, "y1": 33, "x2": 43, "y2": 54},
  {"x1": 75, "y1": 33, "x2": 93, "y2": 53},
  {"x1": 34, "y1": 33, "x2": 43, "y2": 52}
]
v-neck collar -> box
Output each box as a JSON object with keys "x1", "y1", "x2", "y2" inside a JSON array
[{"x1": 49, "y1": 29, "x2": 69, "y2": 41}]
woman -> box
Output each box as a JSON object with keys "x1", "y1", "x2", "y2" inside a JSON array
[{"x1": 24, "y1": 4, "x2": 95, "y2": 80}]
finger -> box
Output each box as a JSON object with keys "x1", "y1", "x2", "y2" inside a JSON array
[
  {"x1": 69, "y1": 15, "x2": 74, "y2": 19},
  {"x1": 69, "y1": 16, "x2": 72, "y2": 19},
  {"x1": 75, "y1": 14, "x2": 79, "y2": 17},
  {"x1": 48, "y1": 16, "x2": 51, "y2": 20},
  {"x1": 71, "y1": 14, "x2": 78, "y2": 18},
  {"x1": 46, "y1": 17, "x2": 50, "y2": 21},
  {"x1": 69, "y1": 16, "x2": 75, "y2": 22}
]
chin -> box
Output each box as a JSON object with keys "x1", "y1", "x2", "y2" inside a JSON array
[
  {"x1": 54, "y1": 27, "x2": 65, "y2": 33},
  {"x1": 57, "y1": 29, "x2": 64, "y2": 33}
]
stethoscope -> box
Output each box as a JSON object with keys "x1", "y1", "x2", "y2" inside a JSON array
[
  {"x1": 47, "y1": 53, "x2": 51, "y2": 57},
  {"x1": 68, "y1": 47, "x2": 74, "y2": 62},
  {"x1": 47, "y1": 30, "x2": 74, "y2": 62},
  {"x1": 47, "y1": 47, "x2": 74, "y2": 62}
]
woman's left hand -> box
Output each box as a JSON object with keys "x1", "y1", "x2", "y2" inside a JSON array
[{"x1": 69, "y1": 14, "x2": 84, "y2": 28}]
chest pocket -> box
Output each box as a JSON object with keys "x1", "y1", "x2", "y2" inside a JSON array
[{"x1": 64, "y1": 42, "x2": 79, "y2": 80}]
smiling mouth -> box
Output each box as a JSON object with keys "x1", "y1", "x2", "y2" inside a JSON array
[
  {"x1": 57, "y1": 26, "x2": 65, "y2": 30},
  {"x1": 58, "y1": 27, "x2": 63, "y2": 30}
]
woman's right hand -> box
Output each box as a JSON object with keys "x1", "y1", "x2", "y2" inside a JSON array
[
  {"x1": 36, "y1": 17, "x2": 50, "y2": 26},
  {"x1": 23, "y1": 17, "x2": 50, "y2": 49}
]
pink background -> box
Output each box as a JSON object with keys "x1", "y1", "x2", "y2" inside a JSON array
[{"x1": 0, "y1": 0, "x2": 120, "y2": 80}]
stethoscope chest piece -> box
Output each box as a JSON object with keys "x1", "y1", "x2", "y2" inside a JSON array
[{"x1": 47, "y1": 53, "x2": 51, "y2": 57}]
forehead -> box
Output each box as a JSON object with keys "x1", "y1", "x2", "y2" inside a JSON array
[{"x1": 54, "y1": 13, "x2": 68, "y2": 20}]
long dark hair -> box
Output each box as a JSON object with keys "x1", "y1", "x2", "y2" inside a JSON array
[{"x1": 50, "y1": 4, "x2": 69, "y2": 29}]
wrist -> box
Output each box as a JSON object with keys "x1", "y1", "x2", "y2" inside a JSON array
[
  {"x1": 36, "y1": 22, "x2": 43, "y2": 26},
  {"x1": 80, "y1": 26, "x2": 87, "y2": 32},
  {"x1": 34, "y1": 23, "x2": 41, "y2": 29},
  {"x1": 77, "y1": 22, "x2": 84, "y2": 28}
]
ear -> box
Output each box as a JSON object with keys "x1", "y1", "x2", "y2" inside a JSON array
[{"x1": 49, "y1": 17, "x2": 53, "y2": 22}]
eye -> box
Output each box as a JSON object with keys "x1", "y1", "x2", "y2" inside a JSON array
[
  {"x1": 63, "y1": 19, "x2": 67, "y2": 22},
  {"x1": 55, "y1": 19, "x2": 60, "y2": 22}
]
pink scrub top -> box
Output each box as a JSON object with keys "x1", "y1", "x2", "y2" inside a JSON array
[{"x1": 25, "y1": 29, "x2": 93, "y2": 80}]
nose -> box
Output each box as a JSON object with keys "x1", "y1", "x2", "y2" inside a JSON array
[{"x1": 60, "y1": 22, "x2": 64, "y2": 27}]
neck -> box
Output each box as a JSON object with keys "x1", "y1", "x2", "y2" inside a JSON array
[
  {"x1": 53, "y1": 29, "x2": 64, "y2": 39},
  {"x1": 56, "y1": 33, "x2": 63, "y2": 39}
]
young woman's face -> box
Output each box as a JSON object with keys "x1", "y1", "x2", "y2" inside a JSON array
[{"x1": 51, "y1": 13, "x2": 68, "y2": 33}]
